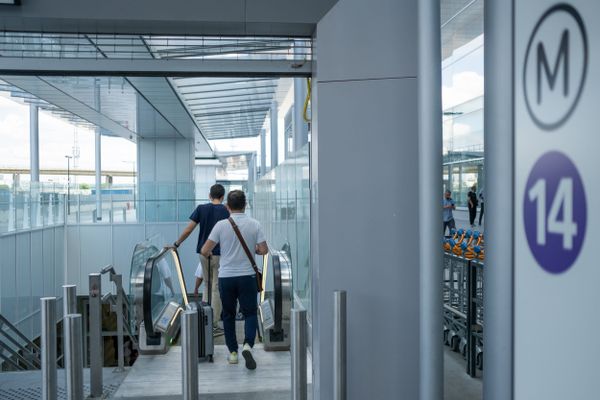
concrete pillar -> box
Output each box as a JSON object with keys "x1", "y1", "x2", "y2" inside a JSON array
[
  {"x1": 30, "y1": 105, "x2": 39, "y2": 183},
  {"x1": 483, "y1": 0, "x2": 513, "y2": 398},
  {"x1": 311, "y1": 0, "x2": 440, "y2": 398},
  {"x1": 418, "y1": 0, "x2": 443, "y2": 398},
  {"x1": 260, "y1": 128, "x2": 267, "y2": 176},
  {"x1": 270, "y1": 101, "x2": 279, "y2": 169}
]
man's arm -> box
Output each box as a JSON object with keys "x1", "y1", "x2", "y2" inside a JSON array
[
  {"x1": 174, "y1": 220, "x2": 198, "y2": 247},
  {"x1": 201, "y1": 239, "x2": 217, "y2": 258},
  {"x1": 255, "y1": 241, "x2": 269, "y2": 255}
]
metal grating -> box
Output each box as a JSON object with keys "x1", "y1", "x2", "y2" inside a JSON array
[
  {"x1": 0, "y1": 384, "x2": 120, "y2": 400},
  {"x1": 0, "y1": 32, "x2": 312, "y2": 62}
]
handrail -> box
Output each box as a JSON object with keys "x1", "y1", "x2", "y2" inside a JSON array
[
  {"x1": 0, "y1": 314, "x2": 41, "y2": 370},
  {"x1": 142, "y1": 247, "x2": 188, "y2": 340}
]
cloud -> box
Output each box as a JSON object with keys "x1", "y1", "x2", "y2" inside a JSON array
[{"x1": 442, "y1": 71, "x2": 484, "y2": 110}]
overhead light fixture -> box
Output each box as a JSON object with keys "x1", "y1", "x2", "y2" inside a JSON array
[{"x1": 0, "y1": 0, "x2": 21, "y2": 5}]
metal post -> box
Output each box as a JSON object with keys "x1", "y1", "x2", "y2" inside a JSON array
[
  {"x1": 291, "y1": 308, "x2": 308, "y2": 400},
  {"x1": 333, "y1": 290, "x2": 347, "y2": 400},
  {"x1": 113, "y1": 274, "x2": 125, "y2": 372},
  {"x1": 260, "y1": 128, "x2": 267, "y2": 175},
  {"x1": 41, "y1": 297, "x2": 57, "y2": 400},
  {"x1": 181, "y1": 310, "x2": 199, "y2": 400},
  {"x1": 63, "y1": 285, "x2": 77, "y2": 316},
  {"x1": 466, "y1": 261, "x2": 477, "y2": 377},
  {"x1": 88, "y1": 273, "x2": 103, "y2": 397},
  {"x1": 64, "y1": 314, "x2": 84, "y2": 400}
]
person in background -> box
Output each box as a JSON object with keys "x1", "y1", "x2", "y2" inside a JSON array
[
  {"x1": 467, "y1": 185, "x2": 478, "y2": 228},
  {"x1": 173, "y1": 184, "x2": 229, "y2": 333},
  {"x1": 478, "y1": 189, "x2": 484, "y2": 227},
  {"x1": 443, "y1": 189, "x2": 456, "y2": 236},
  {"x1": 201, "y1": 190, "x2": 269, "y2": 370}
]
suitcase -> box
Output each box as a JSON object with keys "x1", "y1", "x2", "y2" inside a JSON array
[
  {"x1": 192, "y1": 255, "x2": 214, "y2": 362},
  {"x1": 189, "y1": 301, "x2": 214, "y2": 362}
]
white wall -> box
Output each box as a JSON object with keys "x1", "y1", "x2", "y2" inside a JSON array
[
  {"x1": 0, "y1": 226, "x2": 65, "y2": 339},
  {"x1": 138, "y1": 138, "x2": 195, "y2": 184},
  {"x1": 65, "y1": 223, "x2": 200, "y2": 295},
  {"x1": 194, "y1": 165, "x2": 217, "y2": 200}
]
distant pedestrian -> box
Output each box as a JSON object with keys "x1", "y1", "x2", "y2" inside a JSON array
[
  {"x1": 443, "y1": 190, "x2": 456, "y2": 236},
  {"x1": 467, "y1": 185, "x2": 478, "y2": 228},
  {"x1": 478, "y1": 190, "x2": 484, "y2": 227}
]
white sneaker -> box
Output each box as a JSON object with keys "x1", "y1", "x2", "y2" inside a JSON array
[
  {"x1": 228, "y1": 351, "x2": 238, "y2": 364},
  {"x1": 242, "y1": 343, "x2": 256, "y2": 370}
]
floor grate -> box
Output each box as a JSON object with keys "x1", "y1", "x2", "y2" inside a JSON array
[{"x1": 0, "y1": 384, "x2": 119, "y2": 399}]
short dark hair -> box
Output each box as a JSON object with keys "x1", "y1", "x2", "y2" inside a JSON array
[
  {"x1": 209, "y1": 184, "x2": 225, "y2": 200},
  {"x1": 227, "y1": 190, "x2": 246, "y2": 211}
]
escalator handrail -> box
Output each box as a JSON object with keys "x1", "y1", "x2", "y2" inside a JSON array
[
  {"x1": 142, "y1": 247, "x2": 189, "y2": 339},
  {"x1": 272, "y1": 254, "x2": 283, "y2": 332}
]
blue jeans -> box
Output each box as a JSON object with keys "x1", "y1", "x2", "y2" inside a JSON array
[{"x1": 219, "y1": 275, "x2": 258, "y2": 353}]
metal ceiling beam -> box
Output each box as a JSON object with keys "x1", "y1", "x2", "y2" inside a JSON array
[
  {"x1": 194, "y1": 107, "x2": 269, "y2": 118},
  {"x1": 175, "y1": 77, "x2": 275, "y2": 88},
  {"x1": 189, "y1": 99, "x2": 272, "y2": 112},
  {"x1": 187, "y1": 98, "x2": 273, "y2": 109},
  {"x1": 0, "y1": 58, "x2": 312, "y2": 77},
  {"x1": 196, "y1": 117, "x2": 266, "y2": 126},
  {"x1": 199, "y1": 120, "x2": 265, "y2": 129},
  {"x1": 178, "y1": 83, "x2": 278, "y2": 95},
  {"x1": 183, "y1": 89, "x2": 276, "y2": 102}
]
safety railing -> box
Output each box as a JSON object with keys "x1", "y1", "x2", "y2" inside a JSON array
[{"x1": 0, "y1": 314, "x2": 42, "y2": 371}]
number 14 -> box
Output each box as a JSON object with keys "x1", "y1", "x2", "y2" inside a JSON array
[{"x1": 528, "y1": 178, "x2": 578, "y2": 250}]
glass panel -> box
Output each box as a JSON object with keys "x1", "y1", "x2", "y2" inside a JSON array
[{"x1": 149, "y1": 253, "x2": 185, "y2": 325}]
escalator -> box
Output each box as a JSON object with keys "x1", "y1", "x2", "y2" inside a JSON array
[
  {"x1": 130, "y1": 245, "x2": 189, "y2": 354},
  {"x1": 128, "y1": 241, "x2": 293, "y2": 355}
]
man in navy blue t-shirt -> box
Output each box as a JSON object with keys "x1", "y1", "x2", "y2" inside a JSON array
[{"x1": 174, "y1": 184, "x2": 229, "y2": 329}]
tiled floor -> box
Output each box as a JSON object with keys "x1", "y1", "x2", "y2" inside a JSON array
[{"x1": 112, "y1": 343, "x2": 309, "y2": 400}]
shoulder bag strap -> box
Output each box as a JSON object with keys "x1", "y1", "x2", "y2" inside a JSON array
[{"x1": 227, "y1": 217, "x2": 260, "y2": 274}]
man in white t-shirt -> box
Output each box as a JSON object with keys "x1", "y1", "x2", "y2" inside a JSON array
[{"x1": 201, "y1": 190, "x2": 268, "y2": 370}]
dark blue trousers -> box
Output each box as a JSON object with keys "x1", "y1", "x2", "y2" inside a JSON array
[{"x1": 218, "y1": 275, "x2": 258, "y2": 353}]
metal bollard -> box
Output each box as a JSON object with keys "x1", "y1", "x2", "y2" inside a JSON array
[
  {"x1": 64, "y1": 314, "x2": 84, "y2": 400},
  {"x1": 89, "y1": 273, "x2": 103, "y2": 397},
  {"x1": 41, "y1": 297, "x2": 57, "y2": 400},
  {"x1": 113, "y1": 274, "x2": 125, "y2": 372},
  {"x1": 291, "y1": 308, "x2": 308, "y2": 400},
  {"x1": 63, "y1": 285, "x2": 77, "y2": 316},
  {"x1": 333, "y1": 290, "x2": 347, "y2": 400},
  {"x1": 181, "y1": 310, "x2": 199, "y2": 400}
]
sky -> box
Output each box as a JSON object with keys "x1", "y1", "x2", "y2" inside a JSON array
[{"x1": 441, "y1": 34, "x2": 485, "y2": 154}]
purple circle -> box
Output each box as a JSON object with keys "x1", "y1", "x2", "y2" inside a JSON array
[{"x1": 524, "y1": 151, "x2": 587, "y2": 274}]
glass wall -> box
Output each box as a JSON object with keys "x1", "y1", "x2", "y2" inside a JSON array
[
  {"x1": 442, "y1": 33, "x2": 484, "y2": 206},
  {"x1": 254, "y1": 145, "x2": 310, "y2": 313}
]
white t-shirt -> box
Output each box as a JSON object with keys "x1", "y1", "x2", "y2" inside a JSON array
[{"x1": 208, "y1": 213, "x2": 267, "y2": 278}]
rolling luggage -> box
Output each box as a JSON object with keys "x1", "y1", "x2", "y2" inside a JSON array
[{"x1": 190, "y1": 256, "x2": 214, "y2": 362}]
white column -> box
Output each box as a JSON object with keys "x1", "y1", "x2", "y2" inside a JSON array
[
  {"x1": 260, "y1": 128, "x2": 267, "y2": 176},
  {"x1": 30, "y1": 104, "x2": 40, "y2": 228},
  {"x1": 95, "y1": 130, "x2": 102, "y2": 220},
  {"x1": 484, "y1": 0, "x2": 513, "y2": 398},
  {"x1": 418, "y1": 0, "x2": 443, "y2": 399},
  {"x1": 270, "y1": 101, "x2": 279, "y2": 169},
  {"x1": 30, "y1": 105, "x2": 40, "y2": 182}
]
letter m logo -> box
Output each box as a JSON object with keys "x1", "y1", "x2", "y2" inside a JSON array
[{"x1": 536, "y1": 29, "x2": 570, "y2": 104}]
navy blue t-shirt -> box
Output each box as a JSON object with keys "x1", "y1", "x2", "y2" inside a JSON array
[{"x1": 189, "y1": 203, "x2": 230, "y2": 255}]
